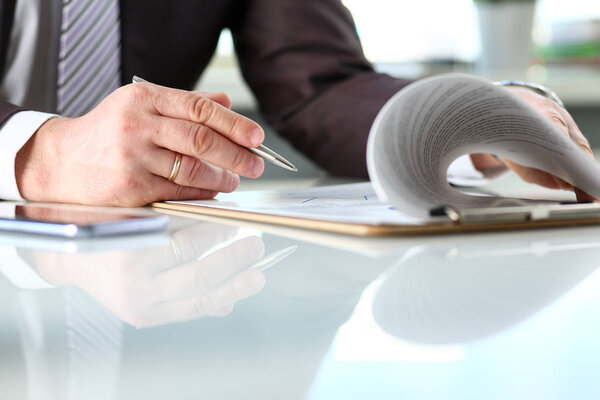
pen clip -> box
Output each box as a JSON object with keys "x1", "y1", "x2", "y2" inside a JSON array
[{"x1": 430, "y1": 205, "x2": 461, "y2": 223}]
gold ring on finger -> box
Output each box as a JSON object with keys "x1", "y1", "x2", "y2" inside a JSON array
[{"x1": 168, "y1": 153, "x2": 182, "y2": 182}]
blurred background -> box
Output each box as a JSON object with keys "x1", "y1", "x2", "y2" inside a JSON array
[{"x1": 197, "y1": 0, "x2": 600, "y2": 179}]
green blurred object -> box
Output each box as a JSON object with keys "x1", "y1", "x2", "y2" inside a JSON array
[
  {"x1": 538, "y1": 43, "x2": 600, "y2": 59},
  {"x1": 535, "y1": 19, "x2": 600, "y2": 66}
]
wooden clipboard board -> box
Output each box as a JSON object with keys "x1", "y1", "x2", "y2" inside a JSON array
[{"x1": 152, "y1": 201, "x2": 600, "y2": 237}]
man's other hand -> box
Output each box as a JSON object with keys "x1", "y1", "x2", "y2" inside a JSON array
[{"x1": 471, "y1": 86, "x2": 597, "y2": 202}]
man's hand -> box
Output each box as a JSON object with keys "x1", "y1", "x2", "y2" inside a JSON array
[
  {"x1": 24, "y1": 221, "x2": 267, "y2": 328},
  {"x1": 15, "y1": 82, "x2": 266, "y2": 206},
  {"x1": 471, "y1": 86, "x2": 597, "y2": 201}
]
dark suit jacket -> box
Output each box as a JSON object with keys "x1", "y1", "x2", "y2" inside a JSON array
[{"x1": 0, "y1": 0, "x2": 411, "y2": 177}]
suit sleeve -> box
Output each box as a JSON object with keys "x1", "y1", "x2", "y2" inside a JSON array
[
  {"x1": 0, "y1": 100, "x2": 24, "y2": 122},
  {"x1": 230, "y1": 0, "x2": 412, "y2": 178}
]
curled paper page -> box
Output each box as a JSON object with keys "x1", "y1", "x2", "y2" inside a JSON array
[{"x1": 367, "y1": 74, "x2": 600, "y2": 219}]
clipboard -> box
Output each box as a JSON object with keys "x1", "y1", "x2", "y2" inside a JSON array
[{"x1": 152, "y1": 195, "x2": 600, "y2": 237}]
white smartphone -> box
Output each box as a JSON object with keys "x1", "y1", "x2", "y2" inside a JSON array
[{"x1": 0, "y1": 204, "x2": 169, "y2": 238}]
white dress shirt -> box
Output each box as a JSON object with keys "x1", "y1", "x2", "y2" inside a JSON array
[{"x1": 0, "y1": 0, "x2": 57, "y2": 200}]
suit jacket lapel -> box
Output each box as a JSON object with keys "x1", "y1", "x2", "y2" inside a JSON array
[{"x1": 0, "y1": 0, "x2": 17, "y2": 76}]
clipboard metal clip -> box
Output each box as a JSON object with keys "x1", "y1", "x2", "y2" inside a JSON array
[{"x1": 430, "y1": 201, "x2": 600, "y2": 224}]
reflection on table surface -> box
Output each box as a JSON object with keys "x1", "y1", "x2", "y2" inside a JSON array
[{"x1": 1, "y1": 211, "x2": 600, "y2": 399}]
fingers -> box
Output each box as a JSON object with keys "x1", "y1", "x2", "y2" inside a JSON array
[
  {"x1": 154, "y1": 236, "x2": 265, "y2": 300},
  {"x1": 148, "y1": 175, "x2": 219, "y2": 202},
  {"x1": 502, "y1": 86, "x2": 596, "y2": 198},
  {"x1": 503, "y1": 156, "x2": 599, "y2": 202},
  {"x1": 170, "y1": 223, "x2": 240, "y2": 263},
  {"x1": 114, "y1": 161, "x2": 231, "y2": 205},
  {"x1": 575, "y1": 187, "x2": 599, "y2": 202},
  {"x1": 150, "y1": 269, "x2": 266, "y2": 326},
  {"x1": 133, "y1": 82, "x2": 264, "y2": 148},
  {"x1": 148, "y1": 115, "x2": 264, "y2": 178},
  {"x1": 24, "y1": 84, "x2": 250, "y2": 207},
  {"x1": 556, "y1": 107, "x2": 594, "y2": 159},
  {"x1": 197, "y1": 91, "x2": 232, "y2": 109},
  {"x1": 502, "y1": 158, "x2": 573, "y2": 191},
  {"x1": 539, "y1": 100, "x2": 597, "y2": 198},
  {"x1": 522, "y1": 90, "x2": 594, "y2": 159},
  {"x1": 144, "y1": 146, "x2": 241, "y2": 192},
  {"x1": 125, "y1": 236, "x2": 265, "y2": 327},
  {"x1": 470, "y1": 153, "x2": 504, "y2": 171}
]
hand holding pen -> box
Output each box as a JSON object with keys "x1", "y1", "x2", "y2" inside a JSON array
[
  {"x1": 133, "y1": 76, "x2": 297, "y2": 172},
  {"x1": 16, "y1": 73, "x2": 295, "y2": 207}
]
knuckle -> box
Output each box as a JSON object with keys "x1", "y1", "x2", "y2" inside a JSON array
[
  {"x1": 116, "y1": 146, "x2": 137, "y2": 166},
  {"x1": 548, "y1": 113, "x2": 568, "y2": 130},
  {"x1": 110, "y1": 85, "x2": 129, "y2": 101},
  {"x1": 193, "y1": 266, "x2": 216, "y2": 293},
  {"x1": 174, "y1": 183, "x2": 188, "y2": 200},
  {"x1": 185, "y1": 157, "x2": 206, "y2": 184},
  {"x1": 541, "y1": 97, "x2": 558, "y2": 110},
  {"x1": 115, "y1": 112, "x2": 140, "y2": 136},
  {"x1": 190, "y1": 96, "x2": 215, "y2": 124},
  {"x1": 218, "y1": 171, "x2": 233, "y2": 192},
  {"x1": 119, "y1": 175, "x2": 140, "y2": 193},
  {"x1": 230, "y1": 147, "x2": 247, "y2": 171},
  {"x1": 581, "y1": 138, "x2": 592, "y2": 149},
  {"x1": 107, "y1": 176, "x2": 146, "y2": 207},
  {"x1": 557, "y1": 107, "x2": 574, "y2": 121},
  {"x1": 194, "y1": 294, "x2": 219, "y2": 316},
  {"x1": 549, "y1": 113, "x2": 566, "y2": 124},
  {"x1": 221, "y1": 173, "x2": 238, "y2": 193},
  {"x1": 229, "y1": 115, "x2": 242, "y2": 137},
  {"x1": 578, "y1": 143, "x2": 594, "y2": 157},
  {"x1": 125, "y1": 83, "x2": 149, "y2": 103},
  {"x1": 218, "y1": 92, "x2": 232, "y2": 108},
  {"x1": 190, "y1": 125, "x2": 214, "y2": 155}
]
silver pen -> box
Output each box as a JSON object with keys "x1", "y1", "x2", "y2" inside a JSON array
[{"x1": 132, "y1": 76, "x2": 297, "y2": 172}]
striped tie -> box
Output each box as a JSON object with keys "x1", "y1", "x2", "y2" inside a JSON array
[
  {"x1": 57, "y1": 0, "x2": 122, "y2": 117},
  {"x1": 64, "y1": 287, "x2": 123, "y2": 400}
]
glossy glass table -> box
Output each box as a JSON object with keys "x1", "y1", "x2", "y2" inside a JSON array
[{"x1": 1, "y1": 196, "x2": 599, "y2": 399}]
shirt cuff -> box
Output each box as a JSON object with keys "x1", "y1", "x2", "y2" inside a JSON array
[
  {"x1": 0, "y1": 111, "x2": 57, "y2": 200},
  {"x1": 0, "y1": 246, "x2": 56, "y2": 290}
]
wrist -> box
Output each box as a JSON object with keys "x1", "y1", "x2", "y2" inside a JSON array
[
  {"x1": 495, "y1": 80, "x2": 565, "y2": 108},
  {"x1": 15, "y1": 117, "x2": 65, "y2": 201}
]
